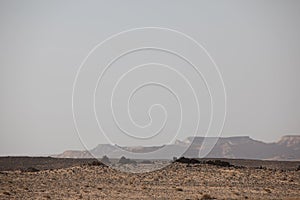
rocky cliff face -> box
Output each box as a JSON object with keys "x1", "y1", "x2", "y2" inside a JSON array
[
  {"x1": 277, "y1": 135, "x2": 300, "y2": 148},
  {"x1": 54, "y1": 135, "x2": 300, "y2": 161},
  {"x1": 184, "y1": 135, "x2": 300, "y2": 160}
]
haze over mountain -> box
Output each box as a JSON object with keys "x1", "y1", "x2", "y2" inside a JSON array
[{"x1": 54, "y1": 135, "x2": 300, "y2": 161}]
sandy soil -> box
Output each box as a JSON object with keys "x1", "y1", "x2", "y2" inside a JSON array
[{"x1": 0, "y1": 161, "x2": 299, "y2": 199}]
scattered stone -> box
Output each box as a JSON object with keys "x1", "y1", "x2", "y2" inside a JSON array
[
  {"x1": 88, "y1": 161, "x2": 104, "y2": 166},
  {"x1": 43, "y1": 195, "x2": 51, "y2": 199},
  {"x1": 264, "y1": 188, "x2": 272, "y2": 193},
  {"x1": 21, "y1": 167, "x2": 40, "y2": 172},
  {"x1": 256, "y1": 166, "x2": 267, "y2": 170},
  {"x1": 201, "y1": 194, "x2": 215, "y2": 199},
  {"x1": 3, "y1": 191, "x2": 11, "y2": 195}
]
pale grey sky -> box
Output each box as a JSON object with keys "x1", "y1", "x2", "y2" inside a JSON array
[{"x1": 0, "y1": 0, "x2": 300, "y2": 155}]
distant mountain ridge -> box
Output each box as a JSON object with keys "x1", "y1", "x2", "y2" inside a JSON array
[{"x1": 54, "y1": 135, "x2": 300, "y2": 161}]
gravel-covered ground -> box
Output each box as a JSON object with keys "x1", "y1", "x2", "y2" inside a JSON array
[{"x1": 0, "y1": 158, "x2": 299, "y2": 199}]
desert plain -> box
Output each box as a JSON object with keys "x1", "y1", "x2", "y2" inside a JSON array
[{"x1": 0, "y1": 157, "x2": 299, "y2": 200}]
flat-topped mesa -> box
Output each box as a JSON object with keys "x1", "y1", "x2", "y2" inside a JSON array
[
  {"x1": 53, "y1": 135, "x2": 300, "y2": 160},
  {"x1": 183, "y1": 136, "x2": 252, "y2": 145},
  {"x1": 54, "y1": 150, "x2": 92, "y2": 158}
]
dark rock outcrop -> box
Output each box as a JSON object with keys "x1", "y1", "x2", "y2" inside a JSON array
[
  {"x1": 174, "y1": 157, "x2": 201, "y2": 164},
  {"x1": 204, "y1": 160, "x2": 232, "y2": 167},
  {"x1": 118, "y1": 156, "x2": 136, "y2": 164},
  {"x1": 101, "y1": 155, "x2": 110, "y2": 164}
]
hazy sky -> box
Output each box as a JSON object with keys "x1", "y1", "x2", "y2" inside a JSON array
[{"x1": 0, "y1": 0, "x2": 300, "y2": 155}]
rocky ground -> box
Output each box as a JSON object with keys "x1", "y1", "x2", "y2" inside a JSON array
[{"x1": 0, "y1": 158, "x2": 299, "y2": 199}]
